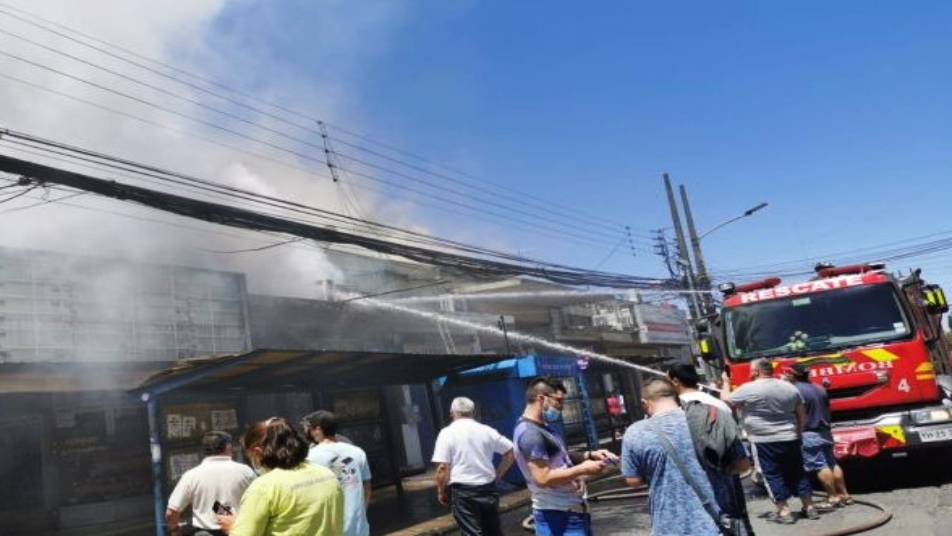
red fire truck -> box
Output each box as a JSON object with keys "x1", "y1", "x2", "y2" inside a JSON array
[{"x1": 698, "y1": 262, "x2": 952, "y2": 459}]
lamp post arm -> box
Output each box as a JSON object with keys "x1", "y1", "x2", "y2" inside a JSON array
[{"x1": 697, "y1": 202, "x2": 768, "y2": 241}]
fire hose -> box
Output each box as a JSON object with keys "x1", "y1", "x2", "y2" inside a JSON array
[{"x1": 520, "y1": 472, "x2": 892, "y2": 536}]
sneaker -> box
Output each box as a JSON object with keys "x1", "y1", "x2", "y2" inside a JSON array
[
  {"x1": 800, "y1": 507, "x2": 821, "y2": 520},
  {"x1": 766, "y1": 512, "x2": 798, "y2": 525},
  {"x1": 813, "y1": 501, "x2": 837, "y2": 512}
]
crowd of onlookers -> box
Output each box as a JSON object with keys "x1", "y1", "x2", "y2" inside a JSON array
[
  {"x1": 166, "y1": 411, "x2": 371, "y2": 536},
  {"x1": 436, "y1": 359, "x2": 851, "y2": 536},
  {"x1": 165, "y1": 358, "x2": 849, "y2": 536}
]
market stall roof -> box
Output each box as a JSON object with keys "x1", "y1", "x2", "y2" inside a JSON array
[
  {"x1": 135, "y1": 349, "x2": 510, "y2": 397},
  {"x1": 0, "y1": 362, "x2": 165, "y2": 394}
]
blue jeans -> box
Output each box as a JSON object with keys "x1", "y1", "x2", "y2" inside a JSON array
[{"x1": 532, "y1": 509, "x2": 592, "y2": 536}]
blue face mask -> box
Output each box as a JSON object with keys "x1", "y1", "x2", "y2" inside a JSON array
[{"x1": 543, "y1": 407, "x2": 562, "y2": 423}]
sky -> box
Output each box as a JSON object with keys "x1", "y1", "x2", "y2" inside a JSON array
[{"x1": 0, "y1": 1, "x2": 951, "y2": 304}]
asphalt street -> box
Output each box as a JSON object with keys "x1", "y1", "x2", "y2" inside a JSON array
[{"x1": 469, "y1": 450, "x2": 952, "y2": 536}]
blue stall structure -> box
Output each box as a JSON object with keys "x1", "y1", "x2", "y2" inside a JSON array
[{"x1": 438, "y1": 354, "x2": 638, "y2": 485}]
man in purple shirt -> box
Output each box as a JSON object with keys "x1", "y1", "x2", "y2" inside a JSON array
[{"x1": 513, "y1": 377, "x2": 614, "y2": 536}]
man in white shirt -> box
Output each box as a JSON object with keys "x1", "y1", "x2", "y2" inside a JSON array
[
  {"x1": 432, "y1": 397, "x2": 515, "y2": 536},
  {"x1": 166, "y1": 431, "x2": 256, "y2": 536}
]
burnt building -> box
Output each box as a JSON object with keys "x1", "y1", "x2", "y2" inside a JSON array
[{"x1": 0, "y1": 246, "x2": 692, "y2": 535}]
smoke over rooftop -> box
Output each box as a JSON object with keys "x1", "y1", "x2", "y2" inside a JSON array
[{"x1": 0, "y1": 0, "x2": 419, "y2": 298}]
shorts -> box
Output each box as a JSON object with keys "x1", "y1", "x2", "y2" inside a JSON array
[{"x1": 802, "y1": 430, "x2": 837, "y2": 472}]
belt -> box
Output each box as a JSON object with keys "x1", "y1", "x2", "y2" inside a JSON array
[
  {"x1": 449, "y1": 482, "x2": 496, "y2": 490},
  {"x1": 566, "y1": 502, "x2": 588, "y2": 514}
]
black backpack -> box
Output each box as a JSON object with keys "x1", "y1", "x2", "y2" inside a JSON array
[{"x1": 682, "y1": 400, "x2": 740, "y2": 472}]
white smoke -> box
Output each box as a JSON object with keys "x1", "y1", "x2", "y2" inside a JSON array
[{"x1": 0, "y1": 0, "x2": 412, "y2": 298}]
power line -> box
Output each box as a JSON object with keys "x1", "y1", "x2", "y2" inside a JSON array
[
  {"x1": 0, "y1": 150, "x2": 672, "y2": 289},
  {"x1": 1, "y1": 129, "x2": 618, "y2": 264},
  {"x1": 0, "y1": 129, "x2": 627, "y2": 258}
]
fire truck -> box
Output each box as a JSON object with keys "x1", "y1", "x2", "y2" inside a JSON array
[{"x1": 697, "y1": 262, "x2": 952, "y2": 460}]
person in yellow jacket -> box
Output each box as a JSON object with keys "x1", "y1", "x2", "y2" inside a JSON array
[{"x1": 217, "y1": 417, "x2": 343, "y2": 536}]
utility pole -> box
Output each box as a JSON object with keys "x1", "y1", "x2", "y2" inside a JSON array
[
  {"x1": 662, "y1": 173, "x2": 700, "y2": 321},
  {"x1": 497, "y1": 315, "x2": 512, "y2": 356},
  {"x1": 679, "y1": 185, "x2": 713, "y2": 316}
]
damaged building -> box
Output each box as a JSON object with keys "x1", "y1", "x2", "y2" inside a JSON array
[{"x1": 0, "y1": 245, "x2": 691, "y2": 535}]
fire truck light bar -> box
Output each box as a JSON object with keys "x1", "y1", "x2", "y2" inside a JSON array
[{"x1": 815, "y1": 262, "x2": 886, "y2": 279}]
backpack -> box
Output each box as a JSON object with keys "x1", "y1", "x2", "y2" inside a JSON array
[{"x1": 682, "y1": 400, "x2": 740, "y2": 472}]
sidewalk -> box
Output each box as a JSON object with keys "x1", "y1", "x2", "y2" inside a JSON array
[
  {"x1": 371, "y1": 468, "x2": 888, "y2": 536},
  {"x1": 368, "y1": 471, "x2": 530, "y2": 536}
]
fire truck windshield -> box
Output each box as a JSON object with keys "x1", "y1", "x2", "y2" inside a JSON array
[{"x1": 723, "y1": 283, "x2": 911, "y2": 361}]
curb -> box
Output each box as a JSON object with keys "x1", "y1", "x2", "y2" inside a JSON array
[
  {"x1": 386, "y1": 472, "x2": 624, "y2": 535},
  {"x1": 386, "y1": 489, "x2": 533, "y2": 535}
]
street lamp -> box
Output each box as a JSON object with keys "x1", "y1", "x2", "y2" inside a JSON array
[
  {"x1": 681, "y1": 198, "x2": 769, "y2": 315},
  {"x1": 696, "y1": 202, "x2": 769, "y2": 242}
]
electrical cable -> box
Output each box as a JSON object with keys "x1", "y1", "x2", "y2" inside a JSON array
[
  {"x1": 0, "y1": 151, "x2": 673, "y2": 289},
  {"x1": 0, "y1": 129, "x2": 641, "y2": 266},
  {"x1": 0, "y1": 130, "x2": 507, "y2": 254},
  {"x1": 0, "y1": 183, "x2": 37, "y2": 204}
]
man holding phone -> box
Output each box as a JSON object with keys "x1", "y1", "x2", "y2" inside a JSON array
[{"x1": 167, "y1": 431, "x2": 256, "y2": 536}]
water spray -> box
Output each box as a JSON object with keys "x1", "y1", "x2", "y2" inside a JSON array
[
  {"x1": 390, "y1": 288, "x2": 714, "y2": 304},
  {"x1": 337, "y1": 290, "x2": 668, "y2": 378}
]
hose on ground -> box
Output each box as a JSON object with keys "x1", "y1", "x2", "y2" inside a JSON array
[{"x1": 522, "y1": 486, "x2": 892, "y2": 536}]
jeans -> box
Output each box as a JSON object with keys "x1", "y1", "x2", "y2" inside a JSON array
[
  {"x1": 450, "y1": 483, "x2": 503, "y2": 536},
  {"x1": 532, "y1": 509, "x2": 592, "y2": 536}
]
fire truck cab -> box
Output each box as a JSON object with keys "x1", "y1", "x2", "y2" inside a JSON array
[{"x1": 699, "y1": 262, "x2": 952, "y2": 459}]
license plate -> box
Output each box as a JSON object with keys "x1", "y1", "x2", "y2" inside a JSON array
[{"x1": 918, "y1": 427, "x2": 952, "y2": 443}]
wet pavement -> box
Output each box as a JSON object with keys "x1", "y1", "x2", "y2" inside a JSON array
[
  {"x1": 45, "y1": 452, "x2": 952, "y2": 535},
  {"x1": 379, "y1": 452, "x2": 952, "y2": 535}
]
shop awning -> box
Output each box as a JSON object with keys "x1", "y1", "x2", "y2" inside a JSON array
[{"x1": 135, "y1": 349, "x2": 510, "y2": 396}]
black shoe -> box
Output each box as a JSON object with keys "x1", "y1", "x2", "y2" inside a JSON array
[
  {"x1": 765, "y1": 512, "x2": 797, "y2": 525},
  {"x1": 800, "y1": 507, "x2": 821, "y2": 520}
]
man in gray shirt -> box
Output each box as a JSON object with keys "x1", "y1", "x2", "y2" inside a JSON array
[{"x1": 721, "y1": 358, "x2": 818, "y2": 525}]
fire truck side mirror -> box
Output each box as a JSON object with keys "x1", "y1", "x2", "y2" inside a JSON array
[
  {"x1": 695, "y1": 319, "x2": 710, "y2": 334},
  {"x1": 925, "y1": 285, "x2": 949, "y2": 315}
]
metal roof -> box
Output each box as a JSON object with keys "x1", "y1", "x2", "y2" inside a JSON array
[
  {"x1": 136, "y1": 349, "x2": 511, "y2": 396},
  {"x1": 0, "y1": 362, "x2": 165, "y2": 394}
]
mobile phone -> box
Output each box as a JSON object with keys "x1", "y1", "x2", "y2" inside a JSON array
[{"x1": 213, "y1": 501, "x2": 233, "y2": 515}]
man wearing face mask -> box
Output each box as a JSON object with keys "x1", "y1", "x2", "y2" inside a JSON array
[{"x1": 513, "y1": 377, "x2": 616, "y2": 536}]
